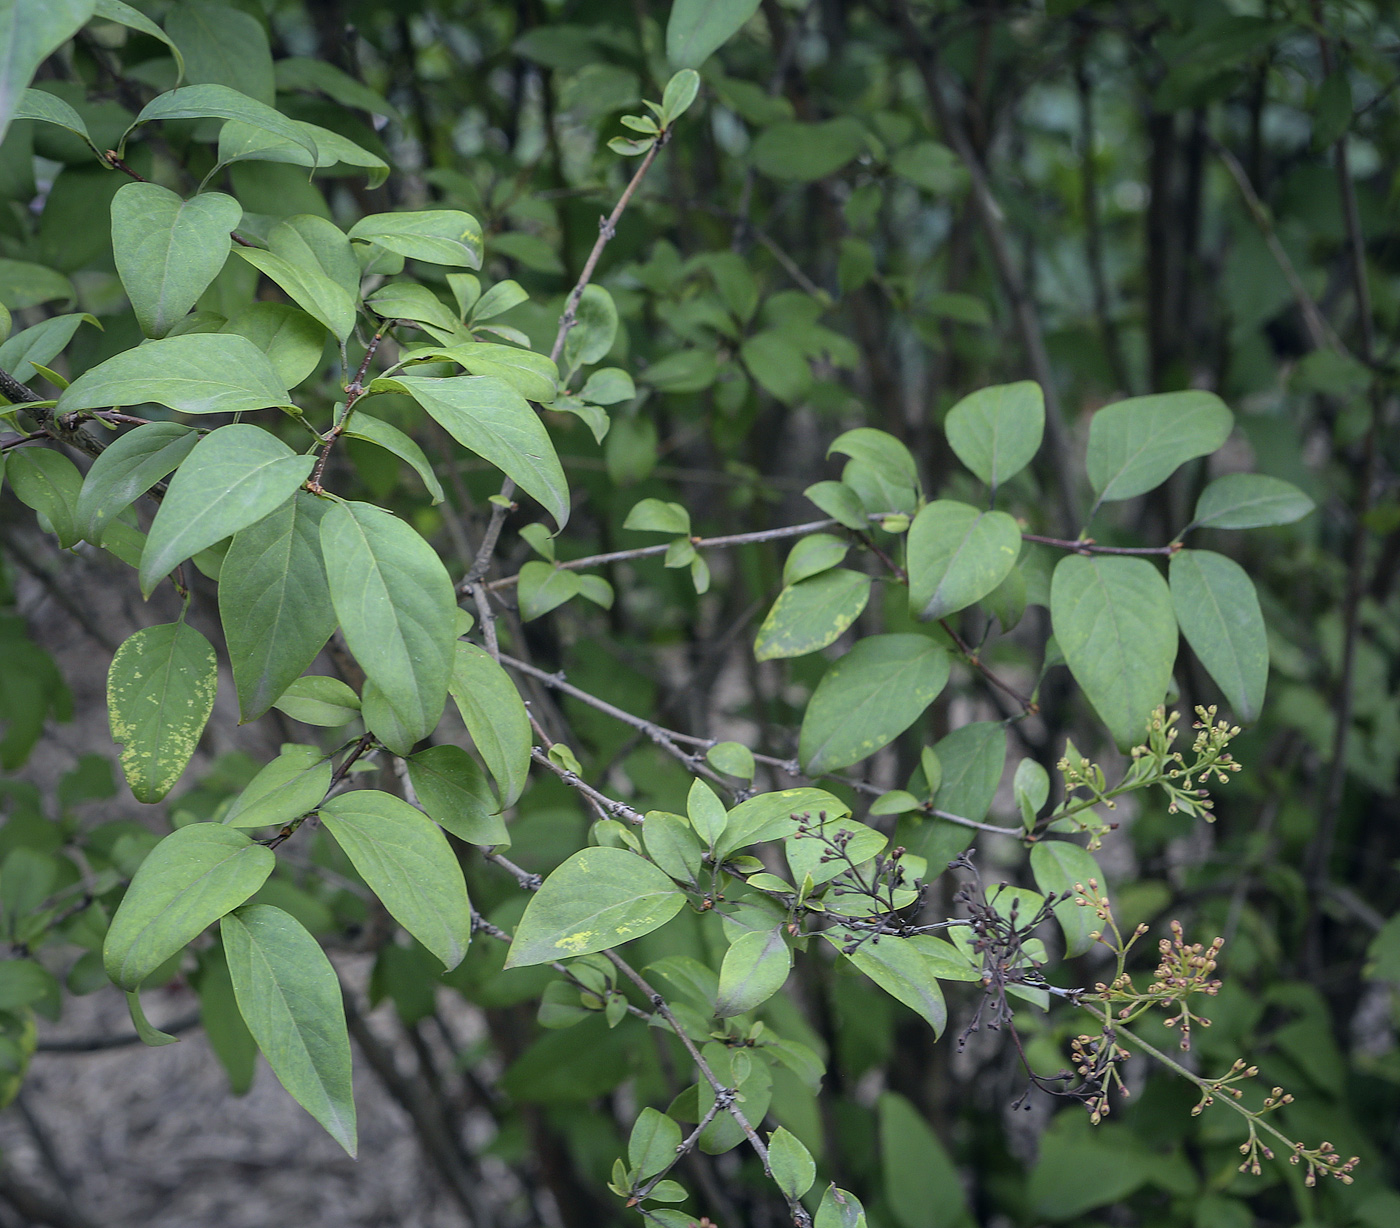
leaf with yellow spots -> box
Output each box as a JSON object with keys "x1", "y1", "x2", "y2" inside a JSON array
[
  {"x1": 107, "y1": 621, "x2": 218, "y2": 803},
  {"x1": 505, "y1": 847, "x2": 686, "y2": 968}
]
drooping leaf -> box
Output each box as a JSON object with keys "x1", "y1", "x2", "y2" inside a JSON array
[
  {"x1": 348, "y1": 210, "x2": 483, "y2": 268},
  {"x1": 1188, "y1": 473, "x2": 1315, "y2": 531},
  {"x1": 0, "y1": 311, "x2": 100, "y2": 384},
  {"x1": 92, "y1": 0, "x2": 185, "y2": 80},
  {"x1": 103, "y1": 823, "x2": 274, "y2": 989},
  {"x1": 127, "y1": 83, "x2": 318, "y2": 164},
  {"x1": 405, "y1": 744, "x2": 508, "y2": 847},
  {"x1": 830, "y1": 932, "x2": 946, "y2": 1035},
  {"x1": 341, "y1": 411, "x2": 444, "y2": 504},
  {"x1": 0, "y1": 0, "x2": 96, "y2": 147},
  {"x1": 449, "y1": 642, "x2": 532, "y2": 808},
  {"x1": 666, "y1": 0, "x2": 762, "y2": 69},
  {"x1": 755, "y1": 569, "x2": 871, "y2": 660},
  {"x1": 505, "y1": 847, "x2": 686, "y2": 967},
  {"x1": 220, "y1": 491, "x2": 336, "y2": 722},
  {"x1": 320, "y1": 789, "x2": 473, "y2": 970},
  {"x1": 321, "y1": 501, "x2": 456, "y2": 744},
  {"x1": 382, "y1": 375, "x2": 569, "y2": 529},
  {"x1": 421, "y1": 342, "x2": 559, "y2": 405},
  {"x1": 828, "y1": 427, "x2": 917, "y2": 489},
  {"x1": 715, "y1": 927, "x2": 792, "y2": 1017},
  {"x1": 1169, "y1": 549, "x2": 1268, "y2": 722},
  {"x1": 58, "y1": 333, "x2": 292, "y2": 417},
  {"x1": 140, "y1": 424, "x2": 314, "y2": 596},
  {"x1": 799, "y1": 635, "x2": 950, "y2": 775},
  {"x1": 111, "y1": 182, "x2": 241, "y2": 338},
  {"x1": 220, "y1": 904, "x2": 356, "y2": 1156},
  {"x1": 1086, "y1": 391, "x2": 1233, "y2": 505},
  {"x1": 1030, "y1": 841, "x2": 1102, "y2": 958},
  {"x1": 944, "y1": 380, "x2": 1044, "y2": 490},
  {"x1": 107, "y1": 622, "x2": 218, "y2": 802},
  {"x1": 222, "y1": 744, "x2": 331, "y2": 830},
  {"x1": 12, "y1": 87, "x2": 98, "y2": 156},
  {"x1": 1051, "y1": 555, "x2": 1178, "y2": 748},
  {"x1": 906, "y1": 501, "x2": 1021, "y2": 621},
  {"x1": 234, "y1": 215, "x2": 358, "y2": 340},
  {"x1": 5, "y1": 446, "x2": 83, "y2": 547},
  {"x1": 74, "y1": 421, "x2": 199, "y2": 542}
]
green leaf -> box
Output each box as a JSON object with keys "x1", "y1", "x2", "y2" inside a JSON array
[
  {"x1": 643, "y1": 811, "x2": 702, "y2": 884},
  {"x1": 234, "y1": 216, "x2": 358, "y2": 341},
  {"x1": 71, "y1": 421, "x2": 194, "y2": 546},
  {"x1": 630, "y1": 1107, "x2": 682, "y2": 1180},
  {"x1": 215, "y1": 120, "x2": 388, "y2": 188},
  {"x1": 6, "y1": 446, "x2": 83, "y2": 547},
  {"x1": 124, "y1": 989, "x2": 180, "y2": 1046},
  {"x1": 623, "y1": 497, "x2": 691, "y2": 535},
  {"x1": 348, "y1": 210, "x2": 483, "y2": 268},
  {"x1": 660, "y1": 68, "x2": 701, "y2": 125},
  {"x1": 1188, "y1": 473, "x2": 1315, "y2": 531},
  {"x1": 220, "y1": 905, "x2": 356, "y2": 1156},
  {"x1": 1313, "y1": 71, "x2": 1352, "y2": 149},
  {"x1": 1051, "y1": 555, "x2": 1177, "y2": 748},
  {"x1": 829, "y1": 427, "x2": 917, "y2": 487},
  {"x1": 223, "y1": 302, "x2": 327, "y2": 389},
  {"x1": 505, "y1": 847, "x2": 687, "y2": 967},
  {"x1": 931, "y1": 722, "x2": 1006, "y2": 821},
  {"x1": 836, "y1": 934, "x2": 946, "y2": 1036},
  {"x1": 419, "y1": 342, "x2": 559, "y2": 404},
  {"x1": 165, "y1": 0, "x2": 274, "y2": 105},
  {"x1": 741, "y1": 330, "x2": 810, "y2": 402},
  {"x1": 13, "y1": 87, "x2": 98, "y2": 155},
  {"x1": 58, "y1": 333, "x2": 292, "y2": 416},
  {"x1": 786, "y1": 815, "x2": 886, "y2": 887},
  {"x1": 321, "y1": 501, "x2": 456, "y2": 744},
  {"x1": 706, "y1": 741, "x2": 755, "y2": 780},
  {"x1": 666, "y1": 0, "x2": 760, "y2": 68},
  {"x1": 717, "y1": 788, "x2": 851, "y2": 858},
  {"x1": 366, "y1": 282, "x2": 459, "y2": 333},
  {"x1": 944, "y1": 380, "x2": 1044, "y2": 489},
  {"x1": 405, "y1": 744, "x2": 508, "y2": 846},
  {"x1": 1013, "y1": 757, "x2": 1049, "y2": 830},
  {"x1": 111, "y1": 183, "x2": 240, "y2": 339},
  {"x1": 1169, "y1": 549, "x2": 1268, "y2": 722},
  {"x1": 768, "y1": 1127, "x2": 816, "y2": 1201},
  {"x1": 0, "y1": 312, "x2": 100, "y2": 385},
  {"x1": 751, "y1": 118, "x2": 866, "y2": 182},
  {"x1": 906, "y1": 501, "x2": 1021, "y2": 621},
  {"x1": 1030, "y1": 841, "x2": 1101, "y2": 958},
  {"x1": 468, "y1": 278, "x2": 523, "y2": 321},
  {"x1": 1086, "y1": 391, "x2": 1233, "y2": 505},
  {"x1": 140, "y1": 424, "x2": 313, "y2": 596},
  {"x1": 754, "y1": 569, "x2": 871, "y2": 661},
  {"x1": 271, "y1": 675, "x2": 360, "y2": 726},
  {"x1": 320, "y1": 790, "x2": 473, "y2": 970},
  {"x1": 878, "y1": 1092, "x2": 966, "y2": 1228},
  {"x1": 360, "y1": 678, "x2": 418, "y2": 755},
  {"x1": 814, "y1": 1185, "x2": 867, "y2": 1228},
  {"x1": 687, "y1": 778, "x2": 728, "y2": 848},
  {"x1": 805, "y1": 479, "x2": 869, "y2": 530},
  {"x1": 274, "y1": 56, "x2": 401, "y2": 122},
  {"x1": 715, "y1": 927, "x2": 791, "y2": 1017},
  {"x1": 448, "y1": 642, "x2": 531, "y2": 807},
  {"x1": 342, "y1": 411, "x2": 445, "y2": 504},
  {"x1": 517, "y1": 560, "x2": 581, "y2": 621},
  {"x1": 220, "y1": 492, "x2": 336, "y2": 722},
  {"x1": 194, "y1": 945, "x2": 256, "y2": 1092},
  {"x1": 103, "y1": 823, "x2": 274, "y2": 989},
  {"x1": 383, "y1": 375, "x2": 569, "y2": 529},
  {"x1": 891, "y1": 142, "x2": 967, "y2": 195},
  {"x1": 798, "y1": 635, "x2": 950, "y2": 775},
  {"x1": 0, "y1": 0, "x2": 95, "y2": 148},
  {"x1": 223, "y1": 745, "x2": 331, "y2": 830},
  {"x1": 107, "y1": 622, "x2": 218, "y2": 802},
  {"x1": 128, "y1": 84, "x2": 318, "y2": 165},
  {"x1": 783, "y1": 533, "x2": 848, "y2": 585},
  {"x1": 564, "y1": 285, "x2": 619, "y2": 369},
  {"x1": 92, "y1": 0, "x2": 185, "y2": 81},
  {"x1": 579, "y1": 367, "x2": 635, "y2": 405}
]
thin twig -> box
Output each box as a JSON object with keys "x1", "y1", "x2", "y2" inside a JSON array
[
  {"x1": 476, "y1": 519, "x2": 837, "y2": 594},
  {"x1": 529, "y1": 745, "x2": 644, "y2": 824}
]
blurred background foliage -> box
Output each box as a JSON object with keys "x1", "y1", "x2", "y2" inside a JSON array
[{"x1": 1, "y1": 0, "x2": 1398, "y2": 1226}]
